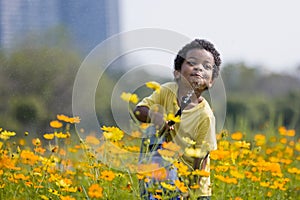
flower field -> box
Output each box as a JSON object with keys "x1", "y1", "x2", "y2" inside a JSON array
[
  {"x1": 1, "y1": 82, "x2": 299, "y2": 199},
  {"x1": 1, "y1": 113, "x2": 299, "y2": 200}
]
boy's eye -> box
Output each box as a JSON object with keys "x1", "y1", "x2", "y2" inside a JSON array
[
  {"x1": 187, "y1": 61, "x2": 196, "y2": 66},
  {"x1": 204, "y1": 64, "x2": 213, "y2": 70}
]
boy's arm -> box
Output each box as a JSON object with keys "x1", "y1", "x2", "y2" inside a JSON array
[
  {"x1": 134, "y1": 106, "x2": 166, "y2": 129},
  {"x1": 193, "y1": 152, "x2": 209, "y2": 170}
]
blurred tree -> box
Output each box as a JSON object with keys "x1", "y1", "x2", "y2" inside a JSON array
[
  {"x1": 0, "y1": 28, "x2": 81, "y2": 133},
  {"x1": 222, "y1": 63, "x2": 300, "y2": 134}
]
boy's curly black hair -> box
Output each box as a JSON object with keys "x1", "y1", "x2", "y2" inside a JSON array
[{"x1": 174, "y1": 39, "x2": 221, "y2": 80}]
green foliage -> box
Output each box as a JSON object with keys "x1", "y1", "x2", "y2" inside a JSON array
[
  {"x1": 9, "y1": 95, "x2": 46, "y2": 124},
  {"x1": 222, "y1": 62, "x2": 300, "y2": 134},
  {"x1": 0, "y1": 30, "x2": 81, "y2": 133}
]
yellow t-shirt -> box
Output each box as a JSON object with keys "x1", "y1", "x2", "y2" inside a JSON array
[{"x1": 137, "y1": 82, "x2": 217, "y2": 196}]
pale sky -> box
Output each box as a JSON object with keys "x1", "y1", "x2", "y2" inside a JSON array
[{"x1": 119, "y1": 0, "x2": 300, "y2": 73}]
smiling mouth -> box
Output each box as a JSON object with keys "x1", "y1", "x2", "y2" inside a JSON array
[{"x1": 191, "y1": 73, "x2": 203, "y2": 78}]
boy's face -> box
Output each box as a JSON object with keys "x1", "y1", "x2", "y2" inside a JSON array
[{"x1": 176, "y1": 48, "x2": 215, "y2": 91}]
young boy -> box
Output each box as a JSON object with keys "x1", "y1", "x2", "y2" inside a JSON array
[{"x1": 134, "y1": 39, "x2": 221, "y2": 199}]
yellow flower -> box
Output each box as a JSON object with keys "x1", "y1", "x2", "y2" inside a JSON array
[
  {"x1": 100, "y1": 170, "x2": 116, "y2": 181},
  {"x1": 145, "y1": 81, "x2": 161, "y2": 93},
  {"x1": 233, "y1": 141, "x2": 250, "y2": 149},
  {"x1": 40, "y1": 195, "x2": 49, "y2": 200},
  {"x1": 175, "y1": 180, "x2": 188, "y2": 193},
  {"x1": 48, "y1": 188, "x2": 60, "y2": 196},
  {"x1": 101, "y1": 126, "x2": 124, "y2": 141},
  {"x1": 173, "y1": 161, "x2": 191, "y2": 176},
  {"x1": 50, "y1": 120, "x2": 63, "y2": 129},
  {"x1": 287, "y1": 167, "x2": 300, "y2": 174},
  {"x1": 55, "y1": 132, "x2": 68, "y2": 139},
  {"x1": 1, "y1": 130, "x2": 16, "y2": 137},
  {"x1": 88, "y1": 184, "x2": 103, "y2": 198},
  {"x1": 182, "y1": 137, "x2": 196, "y2": 145},
  {"x1": 120, "y1": 92, "x2": 139, "y2": 104},
  {"x1": 165, "y1": 113, "x2": 180, "y2": 123},
  {"x1": 230, "y1": 170, "x2": 245, "y2": 179},
  {"x1": 160, "y1": 182, "x2": 176, "y2": 191},
  {"x1": 184, "y1": 147, "x2": 207, "y2": 158},
  {"x1": 43, "y1": 133, "x2": 55, "y2": 140},
  {"x1": 0, "y1": 130, "x2": 16, "y2": 140},
  {"x1": 56, "y1": 178, "x2": 72, "y2": 188}
]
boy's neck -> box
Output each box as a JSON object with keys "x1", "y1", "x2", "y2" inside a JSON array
[{"x1": 178, "y1": 84, "x2": 203, "y2": 104}]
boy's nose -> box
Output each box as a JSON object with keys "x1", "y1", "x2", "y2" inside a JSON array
[{"x1": 193, "y1": 64, "x2": 203, "y2": 71}]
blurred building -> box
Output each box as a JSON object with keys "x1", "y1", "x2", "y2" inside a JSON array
[{"x1": 0, "y1": 0, "x2": 120, "y2": 54}]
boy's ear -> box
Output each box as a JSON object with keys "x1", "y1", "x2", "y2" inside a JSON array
[
  {"x1": 207, "y1": 79, "x2": 215, "y2": 88},
  {"x1": 174, "y1": 70, "x2": 181, "y2": 79}
]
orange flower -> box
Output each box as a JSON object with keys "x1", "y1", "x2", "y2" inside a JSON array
[
  {"x1": 231, "y1": 131, "x2": 243, "y2": 140},
  {"x1": 254, "y1": 134, "x2": 266, "y2": 146},
  {"x1": 286, "y1": 129, "x2": 295, "y2": 137},
  {"x1": 20, "y1": 150, "x2": 39, "y2": 166},
  {"x1": 57, "y1": 114, "x2": 80, "y2": 124},
  {"x1": 100, "y1": 170, "x2": 115, "y2": 181},
  {"x1": 152, "y1": 194, "x2": 162, "y2": 200},
  {"x1": 14, "y1": 173, "x2": 29, "y2": 180},
  {"x1": 50, "y1": 120, "x2": 63, "y2": 129},
  {"x1": 267, "y1": 191, "x2": 272, "y2": 197},
  {"x1": 279, "y1": 138, "x2": 287, "y2": 144},
  {"x1": 125, "y1": 145, "x2": 140, "y2": 152},
  {"x1": 151, "y1": 167, "x2": 168, "y2": 181},
  {"x1": 157, "y1": 149, "x2": 176, "y2": 157},
  {"x1": 88, "y1": 184, "x2": 103, "y2": 198},
  {"x1": 85, "y1": 135, "x2": 100, "y2": 145},
  {"x1": 278, "y1": 126, "x2": 287, "y2": 135},
  {"x1": 162, "y1": 141, "x2": 181, "y2": 152},
  {"x1": 34, "y1": 147, "x2": 46, "y2": 154},
  {"x1": 32, "y1": 138, "x2": 41, "y2": 146},
  {"x1": 192, "y1": 169, "x2": 210, "y2": 177},
  {"x1": 190, "y1": 184, "x2": 200, "y2": 189},
  {"x1": 60, "y1": 196, "x2": 76, "y2": 200}
]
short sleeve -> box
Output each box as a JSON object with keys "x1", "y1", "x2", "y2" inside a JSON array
[
  {"x1": 195, "y1": 115, "x2": 217, "y2": 152},
  {"x1": 137, "y1": 89, "x2": 161, "y2": 108}
]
